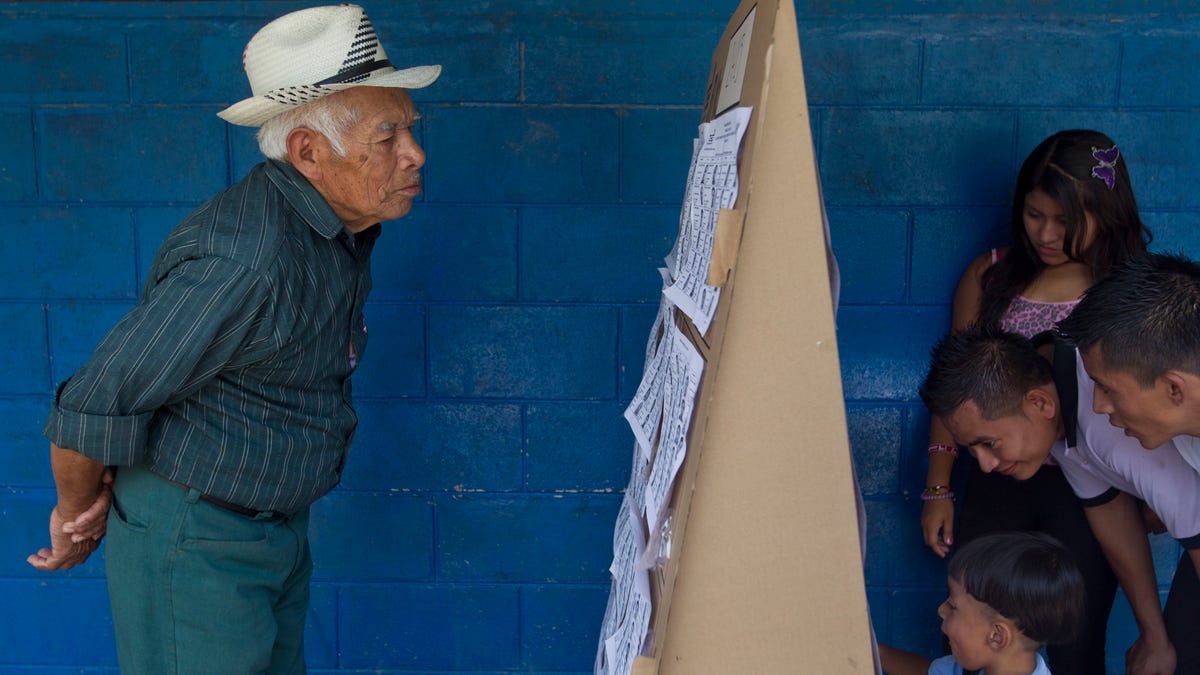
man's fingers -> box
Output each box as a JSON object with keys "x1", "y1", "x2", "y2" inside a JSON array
[
  {"x1": 27, "y1": 548, "x2": 65, "y2": 571},
  {"x1": 66, "y1": 487, "x2": 113, "y2": 533}
]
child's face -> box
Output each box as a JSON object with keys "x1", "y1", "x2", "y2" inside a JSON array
[{"x1": 937, "y1": 576, "x2": 997, "y2": 670}]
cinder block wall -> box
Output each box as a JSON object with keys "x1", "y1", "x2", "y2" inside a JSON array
[{"x1": 0, "y1": 1, "x2": 1196, "y2": 673}]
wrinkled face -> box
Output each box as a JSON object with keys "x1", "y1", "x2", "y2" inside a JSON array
[
  {"x1": 941, "y1": 397, "x2": 1057, "y2": 480},
  {"x1": 938, "y1": 577, "x2": 997, "y2": 671},
  {"x1": 1081, "y1": 344, "x2": 1179, "y2": 449},
  {"x1": 1022, "y1": 188, "x2": 1096, "y2": 265},
  {"x1": 316, "y1": 87, "x2": 426, "y2": 232}
]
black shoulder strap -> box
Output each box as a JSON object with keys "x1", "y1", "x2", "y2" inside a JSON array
[
  {"x1": 1029, "y1": 329, "x2": 1055, "y2": 350},
  {"x1": 1030, "y1": 330, "x2": 1078, "y2": 447}
]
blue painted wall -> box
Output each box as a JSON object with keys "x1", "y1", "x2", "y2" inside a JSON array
[{"x1": 0, "y1": 1, "x2": 1197, "y2": 673}]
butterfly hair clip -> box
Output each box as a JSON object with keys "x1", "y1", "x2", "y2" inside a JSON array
[{"x1": 1091, "y1": 145, "x2": 1120, "y2": 190}]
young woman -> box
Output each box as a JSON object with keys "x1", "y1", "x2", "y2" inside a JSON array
[{"x1": 919, "y1": 129, "x2": 1151, "y2": 674}]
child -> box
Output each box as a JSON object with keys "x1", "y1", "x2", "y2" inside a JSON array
[
  {"x1": 880, "y1": 531, "x2": 1085, "y2": 675},
  {"x1": 919, "y1": 129, "x2": 1149, "y2": 673}
]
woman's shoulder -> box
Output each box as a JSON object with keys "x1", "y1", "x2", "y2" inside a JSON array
[{"x1": 961, "y1": 247, "x2": 1008, "y2": 283}]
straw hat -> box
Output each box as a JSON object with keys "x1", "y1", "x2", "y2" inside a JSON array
[{"x1": 219, "y1": 4, "x2": 441, "y2": 127}]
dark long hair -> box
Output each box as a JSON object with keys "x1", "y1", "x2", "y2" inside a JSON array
[{"x1": 976, "y1": 130, "x2": 1151, "y2": 329}]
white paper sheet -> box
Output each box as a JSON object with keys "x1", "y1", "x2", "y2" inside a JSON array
[
  {"x1": 602, "y1": 573, "x2": 653, "y2": 675},
  {"x1": 642, "y1": 319, "x2": 705, "y2": 531},
  {"x1": 715, "y1": 6, "x2": 756, "y2": 114},
  {"x1": 596, "y1": 488, "x2": 651, "y2": 675},
  {"x1": 623, "y1": 288, "x2": 675, "y2": 462},
  {"x1": 664, "y1": 106, "x2": 752, "y2": 335}
]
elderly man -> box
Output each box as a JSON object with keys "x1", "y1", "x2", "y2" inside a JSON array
[{"x1": 27, "y1": 6, "x2": 439, "y2": 673}]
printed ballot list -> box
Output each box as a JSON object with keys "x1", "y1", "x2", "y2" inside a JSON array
[
  {"x1": 663, "y1": 106, "x2": 752, "y2": 336},
  {"x1": 596, "y1": 105, "x2": 752, "y2": 675}
]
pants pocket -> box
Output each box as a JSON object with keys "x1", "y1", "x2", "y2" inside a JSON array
[{"x1": 109, "y1": 488, "x2": 150, "y2": 533}]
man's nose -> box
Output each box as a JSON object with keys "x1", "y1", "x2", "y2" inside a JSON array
[
  {"x1": 975, "y1": 451, "x2": 1000, "y2": 473},
  {"x1": 397, "y1": 134, "x2": 426, "y2": 170}
]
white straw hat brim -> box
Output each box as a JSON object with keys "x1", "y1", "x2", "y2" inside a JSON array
[{"x1": 218, "y1": 64, "x2": 441, "y2": 127}]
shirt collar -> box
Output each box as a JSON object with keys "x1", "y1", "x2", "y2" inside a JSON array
[{"x1": 261, "y1": 159, "x2": 353, "y2": 240}]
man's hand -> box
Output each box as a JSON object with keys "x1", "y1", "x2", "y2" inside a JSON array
[
  {"x1": 27, "y1": 466, "x2": 114, "y2": 572},
  {"x1": 62, "y1": 467, "x2": 115, "y2": 542},
  {"x1": 1126, "y1": 632, "x2": 1176, "y2": 675},
  {"x1": 27, "y1": 503, "x2": 106, "y2": 571},
  {"x1": 920, "y1": 498, "x2": 954, "y2": 558},
  {"x1": 1085, "y1": 493, "x2": 1174, "y2": 675}
]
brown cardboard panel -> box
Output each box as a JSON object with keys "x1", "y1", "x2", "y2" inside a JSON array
[{"x1": 643, "y1": 0, "x2": 874, "y2": 671}]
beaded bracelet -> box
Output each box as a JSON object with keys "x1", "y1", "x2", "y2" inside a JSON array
[
  {"x1": 927, "y1": 443, "x2": 958, "y2": 458},
  {"x1": 920, "y1": 485, "x2": 954, "y2": 501}
]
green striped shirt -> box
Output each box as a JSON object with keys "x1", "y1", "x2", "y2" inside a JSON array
[{"x1": 45, "y1": 160, "x2": 378, "y2": 514}]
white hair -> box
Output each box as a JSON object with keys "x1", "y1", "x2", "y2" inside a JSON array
[{"x1": 255, "y1": 92, "x2": 360, "y2": 161}]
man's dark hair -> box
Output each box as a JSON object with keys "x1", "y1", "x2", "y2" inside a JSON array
[
  {"x1": 1058, "y1": 252, "x2": 1200, "y2": 386},
  {"x1": 948, "y1": 531, "x2": 1086, "y2": 645},
  {"x1": 919, "y1": 326, "x2": 1054, "y2": 420}
]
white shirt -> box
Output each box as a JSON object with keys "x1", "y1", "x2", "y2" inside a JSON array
[
  {"x1": 1051, "y1": 351, "x2": 1200, "y2": 543},
  {"x1": 1174, "y1": 433, "x2": 1200, "y2": 475}
]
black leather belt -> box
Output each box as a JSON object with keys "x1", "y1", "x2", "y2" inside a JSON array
[{"x1": 165, "y1": 478, "x2": 287, "y2": 520}]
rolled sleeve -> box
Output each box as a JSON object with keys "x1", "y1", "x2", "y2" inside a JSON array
[
  {"x1": 44, "y1": 379, "x2": 156, "y2": 465},
  {"x1": 43, "y1": 256, "x2": 274, "y2": 465}
]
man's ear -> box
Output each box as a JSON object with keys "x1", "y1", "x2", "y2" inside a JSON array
[
  {"x1": 286, "y1": 127, "x2": 325, "y2": 183},
  {"x1": 1161, "y1": 370, "x2": 1196, "y2": 407},
  {"x1": 1025, "y1": 386, "x2": 1057, "y2": 420}
]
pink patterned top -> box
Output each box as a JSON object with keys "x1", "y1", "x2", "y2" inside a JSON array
[
  {"x1": 989, "y1": 249, "x2": 1081, "y2": 337},
  {"x1": 1000, "y1": 295, "x2": 1079, "y2": 336}
]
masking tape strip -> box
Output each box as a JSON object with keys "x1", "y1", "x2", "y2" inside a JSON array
[{"x1": 707, "y1": 207, "x2": 746, "y2": 287}]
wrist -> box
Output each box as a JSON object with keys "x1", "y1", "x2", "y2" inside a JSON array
[
  {"x1": 55, "y1": 487, "x2": 103, "y2": 521},
  {"x1": 920, "y1": 485, "x2": 954, "y2": 501},
  {"x1": 927, "y1": 443, "x2": 958, "y2": 458},
  {"x1": 1137, "y1": 623, "x2": 1171, "y2": 645},
  {"x1": 54, "y1": 503, "x2": 88, "y2": 523}
]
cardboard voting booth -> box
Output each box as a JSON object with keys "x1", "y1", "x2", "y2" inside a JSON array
[{"x1": 595, "y1": 1, "x2": 875, "y2": 672}]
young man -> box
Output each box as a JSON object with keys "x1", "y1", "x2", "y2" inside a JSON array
[
  {"x1": 1058, "y1": 253, "x2": 1200, "y2": 469},
  {"x1": 28, "y1": 6, "x2": 440, "y2": 673},
  {"x1": 920, "y1": 327, "x2": 1200, "y2": 675}
]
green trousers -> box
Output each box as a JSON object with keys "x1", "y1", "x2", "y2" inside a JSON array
[{"x1": 106, "y1": 464, "x2": 312, "y2": 674}]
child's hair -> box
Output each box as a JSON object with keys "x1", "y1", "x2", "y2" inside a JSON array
[
  {"x1": 918, "y1": 325, "x2": 1054, "y2": 420},
  {"x1": 948, "y1": 531, "x2": 1086, "y2": 645},
  {"x1": 1058, "y1": 252, "x2": 1200, "y2": 384},
  {"x1": 976, "y1": 129, "x2": 1151, "y2": 329}
]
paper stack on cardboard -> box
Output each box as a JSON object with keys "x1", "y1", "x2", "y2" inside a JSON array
[{"x1": 595, "y1": 1, "x2": 874, "y2": 673}]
